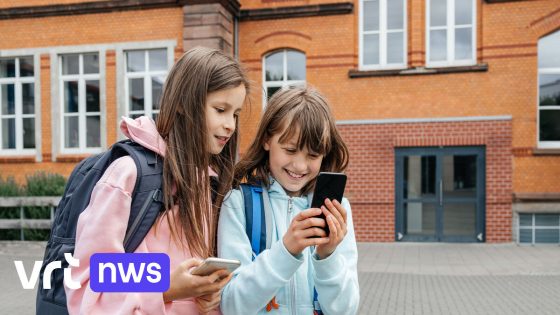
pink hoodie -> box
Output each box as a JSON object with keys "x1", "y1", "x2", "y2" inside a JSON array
[{"x1": 65, "y1": 116, "x2": 220, "y2": 315}]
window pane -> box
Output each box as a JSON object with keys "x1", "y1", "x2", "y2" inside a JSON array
[
  {"x1": 363, "y1": 0, "x2": 380, "y2": 32},
  {"x1": 430, "y1": 30, "x2": 447, "y2": 61},
  {"x1": 286, "y1": 51, "x2": 305, "y2": 81},
  {"x1": 20, "y1": 57, "x2": 34, "y2": 77},
  {"x1": 266, "y1": 86, "x2": 281, "y2": 100},
  {"x1": 64, "y1": 116, "x2": 79, "y2": 148},
  {"x1": 539, "y1": 74, "x2": 560, "y2": 106},
  {"x1": 127, "y1": 51, "x2": 145, "y2": 72},
  {"x1": 149, "y1": 49, "x2": 167, "y2": 71},
  {"x1": 22, "y1": 83, "x2": 34, "y2": 114},
  {"x1": 23, "y1": 118, "x2": 35, "y2": 149},
  {"x1": 430, "y1": 0, "x2": 447, "y2": 27},
  {"x1": 443, "y1": 203, "x2": 476, "y2": 236},
  {"x1": 404, "y1": 202, "x2": 436, "y2": 235},
  {"x1": 535, "y1": 214, "x2": 560, "y2": 227},
  {"x1": 443, "y1": 155, "x2": 477, "y2": 198},
  {"x1": 86, "y1": 80, "x2": 100, "y2": 112},
  {"x1": 519, "y1": 214, "x2": 532, "y2": 227},
  {"x1": 64, "y1": 81, "x2": 79, "y2": 113},
  {"x1": 519, "y1": 229, "x2": 532, "y2": 243},
  {"x1": 540, "y1": 109, "x2": 560, "y2": 141},
  {"x1": 364, "y1": 34, "x2": 380, "y2": 65},
  {"x1": 2, "y1": 118, "x2": 15, "y2": 149},
  {"x1": 455, "y1": 0, "x2": 472, "y2": 25},
  {"x1": 404, "y1": 155, "x2": 437, "y2": 199},
  {"x1": 1, "y1": 84, "x2": 15, "y2": 115},
  {"x1": 152, "y1": 76, "x2": 164, "y2": 111},
  {"x1": 455, "y1": 27, "x2": 473, "y2": 60},
  {"x1": 265, "y1": 53, "x2": 283, "y2": 82},
  {"x1": 387, "y1": 32, "x2": 404, "y2": 64},
  {"x1": 83, "y1": 53, "x2": 99, "y2": 74},
  {"x1": 387, "y1": 0, "x2": 404, "y2": 30},
  {"x1": 62, "y1": 55, "x2": 79, "y2": 75},
  {"x1": 0, "y1": 59, "x2": 16, "y2": 78},
  {"x1": 129, "y1": 78, "x2": 144, "y2": 112},
  {"x1": 130, "y1": 113, "x2": 143, "y2": 119},
  {"x1": 86, "y1": 116, "x2": 100, "y2": 147},
  {"x1": 538, "y1": 30, "x2": 560, "y2": 68},
  {"x1": 535, "y1": 229, "x2": 560, "y2": 243}
]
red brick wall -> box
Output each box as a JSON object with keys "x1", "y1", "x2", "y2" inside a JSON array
[{"x1": 339, "y1": 119, "x2": 513, "y2": 242}]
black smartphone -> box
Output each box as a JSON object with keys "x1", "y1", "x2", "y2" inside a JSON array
[{"x1": 310, "y1": 172, "x2": 347, "y2": 236}]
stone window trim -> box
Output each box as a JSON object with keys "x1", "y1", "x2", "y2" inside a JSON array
[{"x1": 348, "y1": 63, "x2": 488, "y2": 78}]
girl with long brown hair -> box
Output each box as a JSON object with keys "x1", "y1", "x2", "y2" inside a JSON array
[{"x1": 66, "y1": 47, "x2": 249, "y2": 314}]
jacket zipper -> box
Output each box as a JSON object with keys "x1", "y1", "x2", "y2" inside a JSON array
[{"x1": 287, "y1": 197, "x2": 296, "y2": 315}]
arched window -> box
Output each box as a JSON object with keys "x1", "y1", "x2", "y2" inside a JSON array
[
  {"x1": 263, "y1": 50, "x2": 306, "y2": 105},
  {"x1": 538, "y1": 30, "x2": 560, "y2": 147}
]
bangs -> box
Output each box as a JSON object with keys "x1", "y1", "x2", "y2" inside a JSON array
[{"x1": 277, "y1": 104, "x2": 332, "y2": 155}]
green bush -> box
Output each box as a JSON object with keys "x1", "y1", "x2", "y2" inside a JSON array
[
  {"x1": 0, "y1": 176, "x2": 23, "y2": 197},
  {"x1": 25, "y1": 172, "x2": 66, "y2": 196},
  {"x1": 0, "y1": 172, "x2": 67, "y2": 241}
]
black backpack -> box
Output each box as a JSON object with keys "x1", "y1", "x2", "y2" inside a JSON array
[{"x1": 36, "y1": 140, "x2": 164, "y2": 315}]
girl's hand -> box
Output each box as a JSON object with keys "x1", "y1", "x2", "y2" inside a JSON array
[
  {"x1": 315, "y1": 199, "x2": 348, "y2": 259},
  {"x1": 163, "y1": 258, "x2": 231, "y2": 303},
  {"x1": 283, "y1": 208, "x2": 330, "y2": 257},
  {"x1": 194, "y1": 274, "x2": 231, "y2": 314}
]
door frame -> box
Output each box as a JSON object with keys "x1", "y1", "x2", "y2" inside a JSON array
[{"x1": 395, "y1": 146, "x2": 486, "y2": 242}]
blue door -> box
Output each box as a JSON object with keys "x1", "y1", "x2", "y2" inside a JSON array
[{"x1": 395, "y1": 147, "x2": 486, "y2": 242}]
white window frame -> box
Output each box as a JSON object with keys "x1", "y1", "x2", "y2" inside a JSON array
[
  {"x1": 0, "y1": 56, "x2": 37, "y2": 156},
  {"x1": 59, "y1": 53, "x2": 102, "y2": 154},
  {"x1": 359, "y1": 0, "x2": 408, "y2": 70},
  {"x1": 262, "y1": 49, "x2": 306, "y2": 108},
  {"x1": 426, "y1": 0, "x2": 477, "y2": 67},
  {"x1": 537, "y1": 31, "x2": 560, "y2": 148},
  {"x1": 124, "y1": 49, "x2": 169, "y2": 119},
  {"x1": 518, "y1": 213, "x2": 560, "y2": 245}
]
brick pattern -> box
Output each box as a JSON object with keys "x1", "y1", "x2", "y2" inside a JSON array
[
  {"x1": 183, "y1": 3, "x2": 234, "y2": 55},
  {"x1": 338, "y1": 120, "x2": 513, "y2": 242}
]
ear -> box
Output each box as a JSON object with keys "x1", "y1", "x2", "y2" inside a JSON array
[{"x1": 263, "y1": 137, "x2": 271, "y2": 151}]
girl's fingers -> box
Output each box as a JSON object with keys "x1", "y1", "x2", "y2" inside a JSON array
[
  {"x1": 296, "y1": 208, "x2": 322, "y2": 221},
  {"x1": 332, "y1": 199, "x2": 348, "y2": 223},
  {"x1": 301, "y1": 227, "x2": 327, "y2": 238},
  {"x1": 300, "y1": 217, "x2": 326, "y2": 229},
  {"x1": 325, "y1": 199, "x2": 345, "y2": 225},
  {"x1": 303, "y1": 237, "x2": 330, "y2": 247},
  {"x1": 327, "y1": 215, "x2": 338, "y2": 242}
]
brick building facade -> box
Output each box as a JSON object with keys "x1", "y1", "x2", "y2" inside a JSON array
[{"x1": 0, "y1": 0, "x2": 559, "y2": 243}]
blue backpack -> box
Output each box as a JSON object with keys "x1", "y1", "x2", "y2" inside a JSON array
[
  {"x1": 36, "y1": 140, "x2": 164, "y2": 315},
  {"x1": 240, "y1": 184, "x2": 322, "y2": 315}
]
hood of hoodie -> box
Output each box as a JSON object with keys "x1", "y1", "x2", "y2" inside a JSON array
[{"x1": 120, "y1": 116, "x2": 217, "y2": 176}]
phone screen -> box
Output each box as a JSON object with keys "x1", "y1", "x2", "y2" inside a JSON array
[{"x1": 310, "y1": 172, "x2": 347, "y2": 235}]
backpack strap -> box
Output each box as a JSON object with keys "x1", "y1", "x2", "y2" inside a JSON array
[
  {"x1": 113, "y1": 140, "x2": 164, "y2": 253},
  {"x1": 241, "y1": 183, "x2": 274, "y2": 258}
]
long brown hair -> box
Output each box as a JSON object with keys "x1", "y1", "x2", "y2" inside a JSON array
[
  {"x1": 156, "y1": 47, "x2": 249, "y2": 258},
  {"x1": 233, "y1": 86, "x2": 348, "y2": 195}
]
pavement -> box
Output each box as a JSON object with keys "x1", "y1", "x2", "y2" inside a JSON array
[{"x1": 1, "y1": 241, "x2": 559, "y2": 314}]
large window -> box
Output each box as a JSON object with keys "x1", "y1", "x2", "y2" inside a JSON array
[
  {"x1": 360, "y1": 0, "x2": 407, "y2": 69},
  {"x1": 263, "y1": 50, "x2": 306, "y2": 104},
  {"x1": 125, "y1": 49, "x2": 168, "y2": 120},
  {"x1": 0, "y1": 57, "x2": 36, "y2": 154},
  {"x1": 538, "y1": 30, "x2": 560, "y2": 147},
  {"x1": 427, "y1": 0, "x2": 476, "y2": 67},
  {"x1": 60, "y1": 53, "x2": 101, "y2": 152}
]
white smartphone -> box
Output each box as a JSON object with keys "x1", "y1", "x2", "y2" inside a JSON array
[{"x1": 191, "y1": 257, "x2": 241, "y2": 276}]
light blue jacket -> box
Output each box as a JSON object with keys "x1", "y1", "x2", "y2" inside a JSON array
[{"x1": 217, "y1": 178, "x2": 359, "y2": 315}]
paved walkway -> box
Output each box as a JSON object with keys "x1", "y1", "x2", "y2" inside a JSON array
[{"x1": 1, "y1": 241, "x2": 559, "y2": 314}]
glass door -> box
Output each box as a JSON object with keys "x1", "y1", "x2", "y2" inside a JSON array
[{"x1": 395, "y1": 147, "x2": 485, "y2": 242}]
